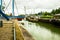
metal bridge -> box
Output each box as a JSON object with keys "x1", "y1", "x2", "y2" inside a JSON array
[{"x1": 0, "y1": 0, "x2": 25, "y2": 21}]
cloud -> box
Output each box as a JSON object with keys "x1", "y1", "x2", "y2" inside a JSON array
[
  {"x1": 14, "y1": 0, "x2": 60, "y2": 9},
  {"x1": 2, "y1": 0, "x2": 60, "y2": 15}
]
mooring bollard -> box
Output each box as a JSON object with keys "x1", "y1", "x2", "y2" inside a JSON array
[{"x1": 0, "y1": 21, "x2": 3, "y2": 27}]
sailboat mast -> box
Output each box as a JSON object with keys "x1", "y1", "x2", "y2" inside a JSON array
[{"x1": 12, "y1": 0, "x2": 14, "y2": 16}]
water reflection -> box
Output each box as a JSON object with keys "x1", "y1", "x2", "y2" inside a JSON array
[
  {"x1": 20, "y1": 20, "x2": 60, "y2": 40},
  {"x1": 36, "y1": 22, "x2": 60, "y2": 34}
]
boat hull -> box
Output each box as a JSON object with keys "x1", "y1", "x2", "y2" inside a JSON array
[{"x1": 17, "y1": 18, "x2": 24, "y2": 21}]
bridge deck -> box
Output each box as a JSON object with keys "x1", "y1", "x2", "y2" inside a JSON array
[
  {"x1": 0, "y1": 20, "x2": 34, "y2": 40},
  {"x1": 0, "y1": 20, "x2": 13, "y2": 40}
]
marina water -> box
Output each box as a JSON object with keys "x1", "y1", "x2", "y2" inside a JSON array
[{"x1": 19, "y1": 20, "x2": 60, "y2": 40}]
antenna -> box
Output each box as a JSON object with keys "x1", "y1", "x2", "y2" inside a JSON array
[
  {"x1": 24, "y1": 6, "x2": 27, "y2": 20},
  {"x1": 24, "y1": 6, "x2": 26, "y2": 14},
  {"x1": 33, "y1": 8, "x2": 35, "y2": 14}
]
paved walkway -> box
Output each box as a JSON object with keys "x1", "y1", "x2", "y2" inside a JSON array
[{"x1": 0, "y1": 21, "x2": 13, "y2": 40}]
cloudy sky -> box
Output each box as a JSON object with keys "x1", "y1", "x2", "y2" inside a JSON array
[{"x1": 2, "y1": 0, "x2": 60, "y2": 15}]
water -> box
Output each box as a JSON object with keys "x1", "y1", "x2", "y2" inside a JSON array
[{"x1": 19, "y1": 20, "x2": 60, "y2": 40}]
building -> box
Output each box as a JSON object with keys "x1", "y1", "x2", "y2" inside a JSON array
[{"x1": 54, "y1": 14, "x2": 60, "y2": 19}]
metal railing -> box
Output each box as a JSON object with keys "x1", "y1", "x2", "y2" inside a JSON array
[{"x1": 13, "y1": 27, "x2": 16, "y2": 40}]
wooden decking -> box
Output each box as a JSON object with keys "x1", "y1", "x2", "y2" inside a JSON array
[
  {"x1": 0, "y1": 20, "x2": 25, "y2": 40},
  {"x1": 0, "y1": 19, "x2": 34, "y2": 40},
  {"x1": 0, "y1": 20, "x2": 13, "y2": 40}
]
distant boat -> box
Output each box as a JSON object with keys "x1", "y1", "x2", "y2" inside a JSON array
[
  {"x1": 16, "y1": 16, "x2": 25, "y2": 21},
  {"x1": 8, "y1": 16, "x2": 25, "y2": 21}
]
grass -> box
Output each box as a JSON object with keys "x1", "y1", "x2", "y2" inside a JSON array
[{"x1": 41, "y1": 15, "x2": 53, "y2": 19}]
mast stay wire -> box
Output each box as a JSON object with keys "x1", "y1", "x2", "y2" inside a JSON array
[
  {"x1": 3, "y1": 0, "x2": 12, "y2": 14},
  {"x1": 14, "y1": 0, "x2": 19, "y2": 15},
  {"x1": 3, "y1": 0, "x2": 19, "y2": 16},
  {"x1": 3, "y1": 0, "x2": 11, "y2": 11}
]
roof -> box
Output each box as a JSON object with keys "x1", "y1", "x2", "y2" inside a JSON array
[{"x1": 54, "y1": 14, "x2": 60, "y2": 16}]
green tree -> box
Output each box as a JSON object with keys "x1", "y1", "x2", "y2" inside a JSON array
[
  {"x1": 51, "y1": 8, "x2": 60, "y2": 15},
  {"x1": 42, "y1": 12, "x2": 51, "y2": 16},
  {"x1": 55, "y1": 8, "x2": 60, "y2": 14},
  {"x1": 38, "y1": 12, "x2": 43, "y2": 15}
]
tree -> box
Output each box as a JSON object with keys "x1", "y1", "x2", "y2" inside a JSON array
[
  {"x1": 51, "y1": 8, "x2": 60, "y2": 15},
  {"x1": 38, "y1": 12, "x2": 43, "y2": 15},
  {"x1": 51, "y1": 10, "x2": 55, "y2": 15},
  {"x1": 42, "y1": 12, "x2": 51, "y2": 16},
  {"x1": 55, "y1": 8, "x2": 60, "y2": 14}
]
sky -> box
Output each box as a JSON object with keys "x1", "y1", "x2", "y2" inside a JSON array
[{"x1": 1, "y1": 0, "x2": 60, "y2": 15}]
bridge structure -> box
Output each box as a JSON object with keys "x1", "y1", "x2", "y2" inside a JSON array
[
  {"x1": 0, "y1": 0, "x2": 25, "y2": 39},
  {"x1": 0, "y1": 0, "x2": 25, "y2": 21},
  {"x1": 0, "y1": 0, "x2": 9, "y2": 20},
  {"x1": 0, "y1": 0, "x2": 34, "y2": 40}
]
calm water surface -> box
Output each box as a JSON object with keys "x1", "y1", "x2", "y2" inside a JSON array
[{"x1": 19, "y1": 20, "x2": 60, "y2": 40}]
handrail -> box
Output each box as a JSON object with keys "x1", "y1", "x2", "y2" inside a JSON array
[
  {"x1": 13, "y1": 20, "x2": 16, "y2": 40},
  {"x1": 14, "y1": 27, "x2": 16, "y2": 40}
]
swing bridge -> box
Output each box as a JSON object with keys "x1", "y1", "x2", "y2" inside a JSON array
[
  {"x1": 0, "y1": 0, "x2": 34, "y2": 40},
  {"x1": 0, "y1": 0, "x2": 25, "y2": 21}
]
